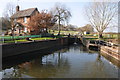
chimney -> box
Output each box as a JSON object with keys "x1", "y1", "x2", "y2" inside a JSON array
[{"x1": 16, "y1": 5, "x2": 20, "y2": 12}]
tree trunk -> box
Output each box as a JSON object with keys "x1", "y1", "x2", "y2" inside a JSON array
[
  {"x1": 19, "y1": 28, "x2": 21, "y2": 36},
  {"x1": 49, "y1": 29, "x2": 50, "y2": 33},
  {"x1": 98, "y1": 32, "x2": 103, "y2": 39},
  {"x1": 58, "y1": 16, "x2": 60, "y2": 35},
  {"x1": 12, "y1": 28, "x2": 14, "y2": 41},
  {"x1": 46, "y1": 28, "x2": 48, "y2": 33}
]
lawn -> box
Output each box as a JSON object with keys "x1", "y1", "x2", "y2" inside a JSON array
[
  {"x1": 50, "y1": 30, "x2": 79, "y2": 35},
  {"x1": 0, "y1": 35, "x2": 41, "y2": 40},
  {"x1": 84, "y1": 33, "x2": 119, "y2": 44},
  {"x1": 31, "y1": 37, "x2": 55, "y2": 40},
  {"x1": 0, "y1": 37, "x2": 55, "y2": 44}
]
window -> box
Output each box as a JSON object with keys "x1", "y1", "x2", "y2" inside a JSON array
[{"x1": 24, "y1": 17, "x2": 27, "y2": 23}]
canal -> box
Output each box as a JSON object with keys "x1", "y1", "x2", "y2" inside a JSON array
[{"x1": 1, "y1": 44, "x2": 119, "y2": 78}]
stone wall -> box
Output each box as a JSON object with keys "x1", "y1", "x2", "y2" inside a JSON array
[
  {"x1": 2, "y1": 37, "x2": 73, "y2": 58},
  {"x1": 100, "y1": 46, "x2": 120, "y2": 67}
]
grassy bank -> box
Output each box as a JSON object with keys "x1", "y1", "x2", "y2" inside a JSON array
[
  {"x1": 50, "y1": 30, "x2": 79, "y2": 35},
  {"x1": 84, "y1": 33, "x2": 119, "y2": 44},
  {"x1": 0, "y1": 37, "x2": 55, "y2": 43}
]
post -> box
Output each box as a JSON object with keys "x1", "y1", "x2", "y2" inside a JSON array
[
  {"x1": 2, "y1": 34, "x2": 4, "y2": 43},
  {"x1": 12, "y1": 27, "x2": 14, "y2": 42}
]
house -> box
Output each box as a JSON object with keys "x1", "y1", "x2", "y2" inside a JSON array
[{"x1": 11, "y1": 5, "x2": 39, "y2": 35}]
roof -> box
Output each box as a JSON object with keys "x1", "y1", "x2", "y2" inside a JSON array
[
  {"x1": 15, "y1": 22, "x2": 25, "y2": 27},
  {"x1": 11, "y1": 8, "x2": 38, "y2": 18}
]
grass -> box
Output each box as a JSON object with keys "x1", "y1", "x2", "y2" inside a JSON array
[
  {"x1": 0, "y1": 35, "x2": 41, "y2": 40},
  {"x1": 0, "y1": 37, "x2": 55, "y2": 43},
  {"x1": 1, "y1": 31, "x2": 119, "y2": 43},
  {"x1": 31, "y1": 37, "x2": 54, "y2": 40},
  {"x1": 15, "y1": 39, "x2": 28, "y2": 42},
  {"x1": 85, "y1": 38, "x2": 98, "y2": 40},
  {"x1": 50, "y1": 30, "x2": 79, "y2": 35},
  {"x1": 84, "y1": 33, "x2": 119, "y2": 44}
]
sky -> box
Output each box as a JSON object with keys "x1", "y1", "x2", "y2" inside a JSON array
[{"x1": 0, "y1": 0, "x2": 119, "y2": 32}]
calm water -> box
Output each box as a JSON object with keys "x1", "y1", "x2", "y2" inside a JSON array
[{"x1": 1, "y1": 44, "x2": 119, "y2": 78}]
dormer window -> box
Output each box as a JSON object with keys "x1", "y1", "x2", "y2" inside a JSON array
[{"x1": 24, "y1": 17, "x2": 27, "y2": 23}]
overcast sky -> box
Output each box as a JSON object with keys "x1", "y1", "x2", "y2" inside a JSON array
[{"x1": 0, "y1": 0, "x2": 119, "y2": 32}]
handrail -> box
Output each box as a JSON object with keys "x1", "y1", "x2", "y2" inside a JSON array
[{"x1": 0, "y1": 35, "x2": 42, "y2": 40}]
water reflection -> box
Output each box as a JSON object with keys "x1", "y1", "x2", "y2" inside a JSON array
[
  {"x1": 2, "y1": 48, "x2": 70, "y2": 78},
  {"x1": 2, "y1": 44, "x2": 119, "y2": 78},
  {"x1": 17, "y1": 55, "x2": 70, "y2": 78}
]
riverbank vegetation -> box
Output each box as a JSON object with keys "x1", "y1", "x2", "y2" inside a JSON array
[
  {"x1": 1, "y1": 37, "x2": 55, "y2": 43},
  {"x1": 85, "y1": 33, "x2": 119, "y2": 44}
]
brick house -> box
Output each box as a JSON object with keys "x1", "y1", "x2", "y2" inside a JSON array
[{"x1": 11, "y1": 5, "x2": 39, "y2": 35}]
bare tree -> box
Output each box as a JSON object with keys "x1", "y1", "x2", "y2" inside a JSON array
[
  {"x1": 2, "y1": 3, "x2": 15, "y2": 35},
  {"x1": 0, "y1": 17, "x2": 11, "y2": 31},
  {"x1": 2, "y1": 2, "x2": 16, "y2": 41},
  {"x1": 50, "y1": 3, "x2": 72, "y2": 35},
  {"x1": 3, "y1": 2, "x2": 15, "y2": 18},
  {"x1": 85, "y1": 2, "x2": 117, "y2": 38}
]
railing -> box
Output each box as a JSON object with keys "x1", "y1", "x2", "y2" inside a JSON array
[
  {"x1": 0, "y1": 35, "x2": 42, "y2": 41},
  {"x1": 0, "y1": 34, "x2": 71, "y2": 44},
  {"x1": 101, "y1": 46, "x2": 119, "y2": 61}
]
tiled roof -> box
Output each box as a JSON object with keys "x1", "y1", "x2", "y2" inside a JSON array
[{"x1": 11, "y1": 8, "x2": 38, "y2": 18}]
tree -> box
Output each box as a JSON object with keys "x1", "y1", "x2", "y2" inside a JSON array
[
  {"x1": 3, "y1": 3, "x2": 15, "y2": 18},
  {"x1": 0, "y1": 17, "x2": 11, "y2": 31},
  {"x1": 84, "y1": 24, "x2": 94, "y2": 33},
  {"x1": 66, "y1": 24, "x2": 78, "y2": 31},
  {"x1": 2, "y1": 3, "x2": 15, "y2": 32},
  {"x1": 78, "y1": 24, "x2": 94, "y2": 35},
  {"x1": 28, "y1": 10, "x2": 56, "y2": 35},
  {"x1": 51, "y1": 3, "x2": 72, "y2": 35},
  {"x1": 85, "y1": 2, "x2": 117, "y2": 38},
  {"x1": 1, "y1": 2, "x2": 15, "y2": 38}
]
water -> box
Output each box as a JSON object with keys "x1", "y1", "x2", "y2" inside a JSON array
[{"x1": 1, "y1": 44, "x2": 119, "y2": 78}]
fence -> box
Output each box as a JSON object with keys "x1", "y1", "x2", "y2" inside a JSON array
[{"x1": 0, "y1": 35, "x2": 42, "y2": 41}]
